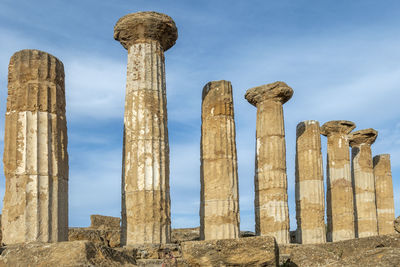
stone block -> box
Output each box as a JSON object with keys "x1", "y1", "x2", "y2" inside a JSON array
[
  {"x1": 181, "y1": 236, "x2": 278, "y2": 266},
  {"x1": 287, "y1": 234, "x2": 400, "y2": 266},
  {"x1": 90, "y1": 215, "x2": 120, "y2": 230},
  {"x1": 0, "y1": 241, "x2": 136, "y2": 267},
  {"x1": 68, "y1": 228, "x2": 120, "y2": 248},
  {"x1": 395, "y1": 216, "x2": 400, "y2": 233}
]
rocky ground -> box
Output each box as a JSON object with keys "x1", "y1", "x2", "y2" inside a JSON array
[{"x1": 0, "y1": 215, "x2": 399, "y2": 266}]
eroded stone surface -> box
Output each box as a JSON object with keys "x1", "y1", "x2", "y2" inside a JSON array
[
  {"x1": 295, "y1": 120, "x2": 326, "y2": 244},
  {"x1": 200, "y1": 80, "x2": 240, "y2": 240},
  {"x1": 321, "y1": 120, "x2": 355, "y2": 242},
  {"x1": 245, "y1": 81, "x2": 293, "y2": 106},
  {"x1": 286, "y1": 234, "x2": 400, "y2": 267},
  {"x1": 395, "y1": 216, "x2": 400, "y2": 233},
  {"x1": 1, "y1": 49, "x2": 68, "y2": 244},
  {"x1": 114, "y1": 11, "x2": 178, "y2": 51},
  {"x1": 348, "y1": 128, "x2": 378, "y2": 146},
  {"x1": 374, "y1": 154, "x2": 395, "y2": 235},
  {"x1": 115, "y1": 12, "x2": 177, "y2": 245},
  {"x1": 320, "y1": 120, "x2": 356, "y2": 136},
  {"x1": 245, "y1": 81, "x2": 292, "y2": 244},
  {"x1": 69, "y1": 228, "x2": 120, "y2": 248},
  {"x1": 0, "y1": 241, "x2": 136, "y2": 267},
  {"x1": 181, "y1": 236, "x2": 278, "y2": 266},
  {"x1": 90, "y1": 215, "x2": 120, "y2": 230},
  {"x1": 349, "y1": 129, "x2": 378, "y2": 238},
  {"x1": 171, "y1": 227, "x2": 200, "y2": 243}
]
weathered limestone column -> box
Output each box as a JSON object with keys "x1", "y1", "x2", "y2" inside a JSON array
[
  {"x1": 245, "y1": 81, "x2": 293, "y2": 244},
  {"x1": 349, "y1": 129, "x2": 379, "y2": 238},
  {"x1": 200, "y1": 80, "x2": 240, "y2": 240},
  {"x1": 114, "y1": 12, "x2": 178, "y2": 245},
  {"x1": 295, "y1": 120, "x2": 326, "y2": 244},
  {"x1": 374, "y1": 154, "x2": 395, "y2": 235},
  {"x1": 321, "y1": 120, "x2": 355, "y2": 242},
  {"x1": 1, "y1": 49, "x2": 68, "y2": 244}
]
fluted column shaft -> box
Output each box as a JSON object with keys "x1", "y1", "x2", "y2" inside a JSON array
[
  {"x1": 245, "y1": 82, "x2": 293, "y2": 244},
  {"x1": 326, "y1": 134, "x2": 355, "y2": 241},
  {"x1": 374, "y1": 154, "x2": 395, "y2": 235},
  {"x1": 1, "y1": 49, "x2": 68, "y2": 244},
  {"x1": 351, "y1": 145, "x2": 378, "y2": 237},
  {"x1": 200, "y1": 80, "x2": 240, "y2": 240},
  {"x1": 295, "y1": 120, "x2": 326, "y2": 244},
  {"x1": 255, "y1": 100, "x2": 289, "y2": 243},
  {"x1": 121, "y1": 41, "x2": 170, "y2": 245},
  {"x1": 115, "y1": 11, "x2": 178, "y2": 245},
  {"x1": 321, "y1": 120, "x2": 356, "y2": 242},
  {"x1": 349, "y1": 129, "x2": 378, "y2": 238}
]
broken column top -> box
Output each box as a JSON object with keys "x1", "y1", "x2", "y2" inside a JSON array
[
  {"x1": 8, "y1": 49, "x2": 64, "y2": 85},
  {"x1": 114, "y1": 11, "x2": 178, "y2": 51},
  {"x1": 296, "y1": 120, "x2": 319, "y2": 134},
  {"x1": 202, "y1": 80, "x2": 234, "y2": 118},
  {"x1": 7, "y1": 49, "x2": 65, "y2": 114},
  {"x1": 245, "y1": 81, "x2": 293, "y2": 106},
  {"x1": 320, "y1": 120, "x2": 356, "y2": 136},
  {"x1": 348, "y1": 128, "x2": 378, "y2": 147},
  {"x1": 202, "y1": 80, "x2": 231, "y2": 100},
  {"x1": 373, "y1": 154, "x2": 390, "y2": 166}
]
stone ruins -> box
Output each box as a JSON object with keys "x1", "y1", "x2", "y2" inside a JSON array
[
  {"x1": 200, "y1": 80, "x2": 240, "y2": 240},
  {"x1": 245, "y1": 81, "x2": 293, "y2": 244},
  {"x1": 321, "y1": 120, "x2": 356, "y2": 242},
  {"x1": 295, "y1": 120, "x2": 326, "y2": 244},
  {"x1": 0, "y1": 9, "x2": 398, "y2": 267},
  {"x1": 114, "y1": 11, "x2": 178, "y2": 245},
  {"x1": 374, "y1": 154, "x2": 396, "y2": 235},
  {"x1": 2, "y1": 49, "x2": 69, "y2": 244},
  {"x1": 349, "y1": 128, "x2": 379, "y2": 238}
]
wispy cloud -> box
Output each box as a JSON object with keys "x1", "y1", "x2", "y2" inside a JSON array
[{"x1": 0, "y1": 0, "x2": 399, "y2": 231}]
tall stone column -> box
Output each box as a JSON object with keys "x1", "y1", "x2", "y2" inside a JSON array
[
  {"x1": 245, "y1": 81, "x2": 293, "y2": 244},
  {"x1": 200, "y1": 80, "x2": 240, "y2": 240},
  {"x1": 114, "y1": 12, "x2": 178, "y2": 245},
  {"x1": 349, "y1": 129, "x2": 378, "y2": 238},
  {"x1": 295, "y1": 120, "x2": 326, "y2": 244},
  {"x1": 321, "y1": 120, "x2": 355, "y2": 242},
  {"x1": 373, "y1": 154, "x2": 395, "y2": 235},
  {"x1": 1, "y1": 49, "x2": 68, "y2": 244}
]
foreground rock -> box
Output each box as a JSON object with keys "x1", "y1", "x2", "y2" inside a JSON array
[
  {"x1": 90, "y1": 215, "x2": 120, "y2": 230},
  {"x1": 0, "y1": 241, "x2": 136, "y2": 267},
  {"x1": 395, "y1": 216, "x2": 400, "y2": 233},
  {"x1": 171, "y1": 227, "x2": 200, "y2": 243},
  {"x1": 286, "y1": 234, "x2": 400, "y2": 266},
  {"x1": 181, "y1": 236, "x2": 278, "y2": 266},
  {"x1": 69, "y1": 228, "x2": 120, "y2": 248}
]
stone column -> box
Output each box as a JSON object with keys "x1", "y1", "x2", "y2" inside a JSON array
[
  {"x1": 374, "y1": 154, "x2": 395, "y2": 235},
  {"x1": 349, "y1": 129, "x2": 379, "y2": 238},
  {"x1": 295, "y1": 120, "x2": 326, "y2": 244},
  {"x1": 200, "y1": 80, "x2": 240, "y2": 240},
  {"x1": 245, "y1": 81, "x2": 293, "y2": 244},
  {"x1": 1, "y1": 49, "x2": 68, "y2": 244},
  {"x1": 321, "y1": 120, "x2": 355, "y2": 242},
  {"x1": 114, "y1": 12, "x2": 178, "y2": 245}
]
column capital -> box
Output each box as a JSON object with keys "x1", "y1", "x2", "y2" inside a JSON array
[
  {"x1": 320, "y1": 120, "x2": 355, "y2": 136},
  {"x1": 245, "y1": 81, "x2": 293, "y2": 106},
  {"x1": 348, "y1": 128, "x2": 378, "y2": 147},
  {"x1": 114, "y1": 11, "x2": 178, "y2": 51}
]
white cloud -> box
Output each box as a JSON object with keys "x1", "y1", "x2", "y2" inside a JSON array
[{"x1": 65, "y1": 57, "x2": 126, "y2": 121}]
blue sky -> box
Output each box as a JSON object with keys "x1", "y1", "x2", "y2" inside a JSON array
[{"x1": 0, "y1": 0, "x2": 399, "y2": 231}]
